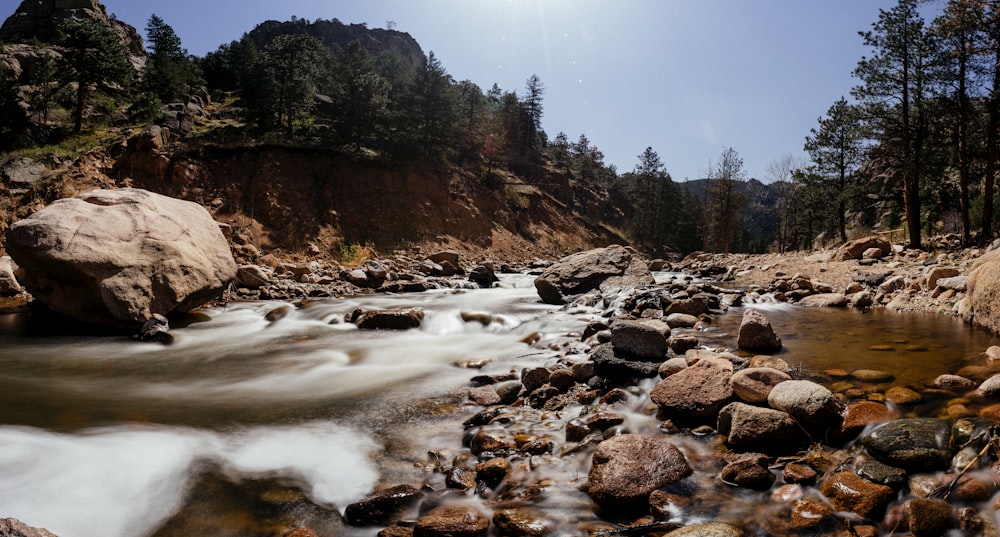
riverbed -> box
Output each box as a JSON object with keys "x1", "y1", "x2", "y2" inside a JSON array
[{"x1": 0, "y1": 273, "x2": 997, "y2": 537}]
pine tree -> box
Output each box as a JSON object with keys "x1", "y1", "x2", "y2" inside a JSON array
[
  {"x1": 804, "y1": 98, "x2": 867, "y2": 242},
  {"x1": 56, "y1": 18, "x2": 133, "y2": 133}
]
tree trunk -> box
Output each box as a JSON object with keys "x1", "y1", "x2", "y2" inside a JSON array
[{"x1": 74, "y1": 82, "x2": 86, "y2": 134}]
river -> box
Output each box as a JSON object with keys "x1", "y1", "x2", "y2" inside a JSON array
[{"x1": 0, "y1": 273, "x2": 996, "y2": 536}]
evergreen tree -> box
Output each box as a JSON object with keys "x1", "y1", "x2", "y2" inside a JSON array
[
  {"x1": 804, "y1": 98, "x2": 867, "y2": 242},
  {"x1": 56, "y1": 17, "x2": 133, "y2": 133},
  {"x1": 261, "y1": 33, "x2": 326, "y2": 133},
  {"x1": 412, "y1": 51, "x2": 456, "y2": 156},
  {"x1": 521, "y1": 74, "x2": 544, "y2": 151},
  {"x1": 852, "y1": 0, "x2": 936, "y2": 249},
  {"x1": 143, "y1": 14, "x2": 201, "y2": 103},
  {"x1": 703, "y1": 148, "x2": 747, "y2": 253},
  {"x1": 0, "y1": 60, "x2": 28, "y2": 143}
]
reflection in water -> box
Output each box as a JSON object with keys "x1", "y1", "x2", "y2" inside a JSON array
[{"x1": 0, "y1": 274, "x2": 997, "y2": 536}]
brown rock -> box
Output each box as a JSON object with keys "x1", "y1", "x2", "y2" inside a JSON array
[
  {"x1": 356, "y1": 308, "x2": 424, "y2": 330},
  {"x1": 651, "y1": 357, "x2": 734, "y2": 420},
  {"x1": 834, "y1": 401, "x2": 900, "y2": 442},
  {"x1": 904, "y1": 498, "x2": 954, "y2": 537},
  {"x1": 964, "y1": 248, "x2": 1000, "y2": 334},
  {"x1": 730, "y1": 367, "x2": 790, "y2": 403},
  {"x1": 414, "y1": 505, "x2": 489, "y2": 537},
  {"x1": 586, "y1": 434, "x2": 692, "y2": 508},
  {"x1": 736, "y1": 309, "x2": 782, "y2": 353},
  {"x1": 5, "y1": 189, "x2": 237, "y2": 329},
  {"x1": 475, "y1": 457, "x2": 512, "y2": 488},
  {"x1": 790, "y1": 499, "x2": 834, "y2": 531},
  {"x1": 344, "y1": 484, "x2": 422, "y2": 526},
  {"x1": 491, "y1": 508, "x2": 555, "y2": 537},
  {"x1": 885, "y1": 386, "x2": 923, "y2": 405},
  {"x1": 832, "y1": 236, "x2": 891, "y2": 261},
  {"x1": 0, "y1": 518, "x2": 58, "y2": 537},
  {"x1": 782, "y1": 463, "x2": 817, "y2": 485},
  {"x1": 819, "y1": 471, "x2": 894, "y2": 519}
]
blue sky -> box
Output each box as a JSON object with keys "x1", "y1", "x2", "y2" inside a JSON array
[{"x1": 96, "y1": 0, "x2": 936, "y2": 182}]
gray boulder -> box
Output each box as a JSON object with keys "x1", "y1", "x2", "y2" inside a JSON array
[
  {"x1": 717, "y1": 402, "x2": 809, "y2": 454},
  {"x1": 0, "y1": 256, "x2": 23, "y2": 296},
  {"x1": 533, "y1": 245, "x2": 652, "y2": 304},
  {"x1": 610, "y1": 319, "x2": 669, "y2": 359},
  {"x1": 766, "y1": 379, "x2": 840, "y2": 430},
  {"x1": 5, "y1": 188, "x2": 237, "y2": 329}
]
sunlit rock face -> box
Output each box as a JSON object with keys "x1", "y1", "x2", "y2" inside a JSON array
[{"x1": 5, "y1": 188, "x2": 237, "y2": 329}]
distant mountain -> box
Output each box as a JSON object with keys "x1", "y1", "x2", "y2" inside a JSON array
[{"x1": 0, "y1": 0, "x2": 144, "y2": 60}]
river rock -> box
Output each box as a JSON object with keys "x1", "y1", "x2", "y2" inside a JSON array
[
  {"x1": 664, "y1": 523, "x2": 745, "y2": 537},
  {"x1": 736, "y1": 309, "x2": 782, "y2": 353},
  {"x1": 861, "y1": 418, "x2": 954, "y2": 471},
  {"x1": 717, "y1": 402, "x2": 809, "y2": 454},
  {"x1": 977, "y1": 374, "x2": 1000, "y2": 398},
  {"x1": 798, "y1": 293, "x2": 848, "y2": 307},
  {"x1": 832, "y1": 236, "x2": 891, "y2": 261},
  {"x1": 669, "y1": 334, "x2": 699, "y2": 355},
  {"x1": 855, "y1": 458, "x2": 907, "y2": 488},
  {"x1": 904, "y1": 498, "x2": 955, "y2": 537},
  {"x1": 651, "y1": 357, "x2": 733, "y2": 420},
  {"x1": 730, "y1": 367, "x2": 790, "y2": 403},
  {"x1": 834, "y1": 401, "x2": 901, "y2": 443},
  {"x1": 413, "y1": 505, "x2": 489, "y2": 537},
  {"x1": 766, "y1": 380, "x2": 840, "y2": 430},
  {"x1": 719, "y1": 453, "x2": 775, "y2": 490},
  {"x1": 5, "y1": 188, "x2": 237, "y2": 329},
  {"x1": 235, "y1": 264, "x2": 269, "y2": 289},
  {"x1": 819, "y1": 471, "x2": 895, "y2": 519},
  {"x1": 355, "y1": 308, "x2": 424, "y2": 330},
  {"x1": 0, "y1": 256, "x2": 22, "y2": 295},
  {"x1": 933, "y1": 374, "x2": 977, "y2": 391},
  {"x1": 666, "y1": 313, "x2": 699, "y2": 328},
  {"x1": 533, "y1": 245, "x2": 652, "y2": 304},
  {"x1": 491, "y1": 508, "x2": 555, "y2": 537},
  {"x1": 468, "y1": 265, "x2": 499, "y2": 288},
  {"x1": 610, "y1": 319, "x2": 669, "y2": 359},
  {"x1": 586, "y1": 433, "x2": 692, "y2": 508},
  {"x1": 591, "y1": 342, "x2": 661, "y2": 379},
  {"x1": 344, "y1": 484, "x2": 423, "y2": 526}
]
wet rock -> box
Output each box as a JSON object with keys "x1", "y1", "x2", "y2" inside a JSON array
[
  {"x1": 344, "y1": 484, "x2": 423, "y2": 526},
  {"x1": 789, "y1": 499, "x2": 834, "y2": 531},
  {"x1": 138, "y1": 313, "x2": 173, "y2": 344},
  {"x1": 819, "y1": 471, "x2": 895, "y2": 519},
  {"x1": 520, "y1": 367, "x2": 550, "y2": 394},
  {"x1": 798, "y1": 293, "x2": 848, "y2": 307},
  {"x1": 378, "y1": 525, "x2": 413, "y2": 537},
  {"x1": 651, "y1": 357, "x2": 734, "y2": 420},
  {"x1": 717, "y1": 402, "x2": 809, "y2": 455},
  {"x1": 720, "y1": 453, "x2": 775, "y2": 490},
  {"x1": 356, "y1": 308, "x2": 424, "y2": 330},
  {"x1": 748, "y1": 355, "x2": 789, "y2": 372},
  {"x1": 782, "y1": 463, "x2": 817, "y2": 485},
  {"x1": 5, "y1": 189, "x2": 237, "y2": 329},
  {"x1": 855, "y1": 458, "x2": 907, "y2": 489},
  {"x1": 591, "y1": 342, "x2": 661, "y2": 380},
  {"x1": 933, "y1": 374, "x2": 977, "y2": 391},
  {"x1": 835, "y1": 401, "x2": 901, "y2": 442},
  {"x1": 586, "y1": 433, "x2": 692, "y2": 508},
  {"x1": 610, "y1": 319, "x2": 669, "y2": 359},
  {"x1": 468, "y1": 385, "x2": 501, "y2": 406},
  {"x1": 766, "y1": 380, "x2": 840, "y2": 430},
  {"x1": 977, "y1": 374, "x2": 1000, "y2": 398},
  {"x1": 658, "y1": 357, "x2": 689, "y2": 378},
  {"x1": 948, "y1": 474, "x2": 996, "y2": 502},
  {"x1": 885, "y1": 386, "x2": 923, "y2": 405},
  {"x1": 445, "y1": 466, "x2": 477, "y2": 490},
  {"x1": 548, "y1": 368, "x2": 575, "y2": 392},
  {"x1": 664, "y1": 523, "x2": 745, "y2": 537},
  {"x1": 862, "y1": 418, "x2": 954, "y2": 472},
  {"x1": 730, "y1": 367, "x2": 790, "y2": 404},
  {"x1": 851, "y1": 369, "x2": 894, "y2": 382},
  {"x1": 491, "y1": 508, "x2": 555, "y2": 537},
  {"x1": 469, "y1": 429, "x2": 514, "y2": 456},
  {"x1": 904, "y1": 498, "x2": 955, "y2": 537},
  {"x1": 468, "y1": 265, "x2": 499, "y2": 288},
  {"x1": 736, "y1": 309, "x2": 782, "y2": 353},
  {"x1": 476, "y1": 457, "x2": 511, "y2": 488},
  {"x1": 533, "y1": 245, "x2": 652, "y2": 304},
  {"x1": 414, "y1": 505, "x2": 489, "y2": 537}
]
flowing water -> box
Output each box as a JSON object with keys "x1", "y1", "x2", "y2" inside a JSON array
[{"x1": 0, "y1": 274, "x2": 997, "y2": 537}]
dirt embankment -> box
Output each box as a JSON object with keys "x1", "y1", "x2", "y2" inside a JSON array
[{"x1": 1, "y1": 132, "x2": 628, "y2": 264}]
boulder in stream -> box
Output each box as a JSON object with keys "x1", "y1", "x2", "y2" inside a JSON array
[
  {"x1": 861, "y1": 418, "x2": 954, "y2": 472},
  {"x1": 736, "y1": 309, "x2": 782, "y2": 353},
  {"x1": 4, "y1": 188, "x2": 237, "y2": 329},
  {"x1": 586, "y1": 433, "x2": 692, "y2": 508},
  {"x1": 533, "y1": 245, "x2": 652, "y2": 304}
]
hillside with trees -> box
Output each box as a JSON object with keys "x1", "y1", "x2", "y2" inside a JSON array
[{"x1": 3, "y1": 0, "x2": 1000, "y2": 260}]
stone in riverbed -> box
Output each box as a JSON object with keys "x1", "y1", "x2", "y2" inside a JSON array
[
  {"x1": 663, "y1": 523, "x2": 745, "y2": 537},
  {"x1": 861, "y1": 418, "x2": 954, "y2": 472},
  {"x1": 491, "y1": 508, "x2": 555, "y2": 537},
  {"x1": 355, "y1": 308, "x2": 424, "y2": 330},
  {"x1": 590, "y1": 342, "x2": 661, "y2": 380},
  {"x1": 610, "y1": 319, "x2": 669, "y2": 359},
  {"x1": 586, "y1": 433, "x2": 692, "y2": 508},
  {"x1": 904, "y1": 498, "x2": 955, "y2": 537},
  {"x1": 533, "y1": 245, "x2": 652, "y2": 304},
  {"x1": 819, "y1": 471, "x2": 895, "y2": 519},
  {"x1": 736, "y1": 309, "x2": 782, "y2": 353},
  {"x1": 766, "y1": 379, "x2": 840, "y2": 430},
  {"x1": 719, "y1": 453, "x2": 775, "y2": 490},
  {"x1": 414, "y1": 505, "x2": 489, "y2": 537},
  {"x1": 730, "y1": 367, "x2": 790, "y2": 403},
  {"x1": 4, "y1": 188, "x2": 237, "y2": 329},
  {"x1": 344, "y1": 484, "x2": 423, "y2": 526},
  {"x1": 716, "y1": 402, "x2": 809, "y2": 455},
  {"x1": 798, "y1": 293, "x2": 848, "y2": 307},
  {"x1": 651, "y1": 357, "x2": 734, "y2": 420}
]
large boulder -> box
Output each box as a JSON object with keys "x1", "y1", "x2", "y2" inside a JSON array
[
  {"x1": 4, "y1": 188, "x2": 237, "y2": 329},
  {"x1": 963, "y1": 248, "x2": 1000, "y2": 334},
  {"x1": 650, "y1": 356, "x2": 734, "y2": 420},
  {"x1": 586, "y1": 433, "x2": 692, "y2": 508},
  {"x1": 832, "y1": 236, "x2": 891, "y2": 261},
  {"x1": 736, "y1": 309, "x2": 782, "y2": 353},
  {"x1": 533, "y1": 245, "x2": 653, "y2": 304}
]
